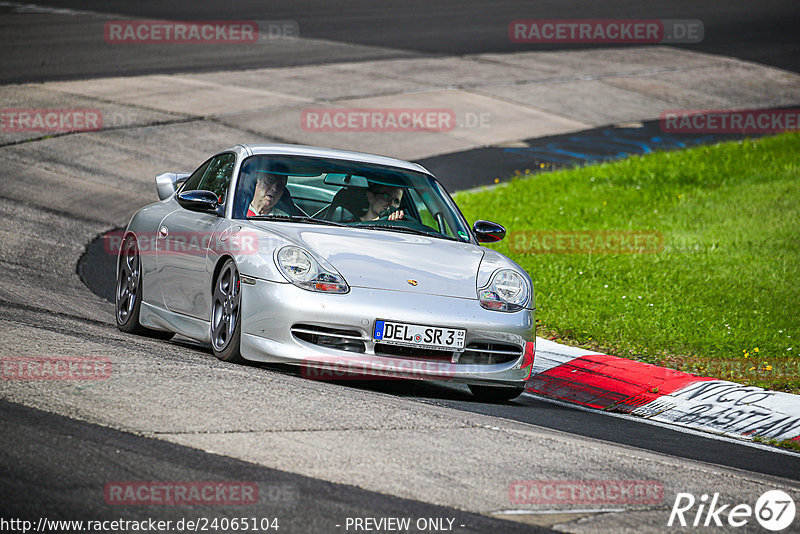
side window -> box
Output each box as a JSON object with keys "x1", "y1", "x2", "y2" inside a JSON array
[
  {"x1": 198, "y1": 153, "x2": 236, "y2": 201},
  {"x1": 179, "y1": 158, "x2": 212, "y2": 193}
]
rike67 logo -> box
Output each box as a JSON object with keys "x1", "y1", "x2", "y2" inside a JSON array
[{"x1": 668, "y1": 490, "x2": 795, "y2": 531}]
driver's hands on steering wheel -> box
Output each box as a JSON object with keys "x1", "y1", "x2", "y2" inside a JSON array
[{"x1": 378, "y1": 206, "x2": 405, "y2": 220}]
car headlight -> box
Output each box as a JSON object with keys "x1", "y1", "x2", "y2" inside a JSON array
[
  {"x1": 276, "y1": 246, "x2": 349, "y2": 293},
  {"x1": 479, "y1": 269, "x2": 529, "y2": 312}
]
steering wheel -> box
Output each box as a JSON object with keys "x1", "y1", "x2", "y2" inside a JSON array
[{"x1": 377, "y1": 206, "x2": 417, "y2": 221}]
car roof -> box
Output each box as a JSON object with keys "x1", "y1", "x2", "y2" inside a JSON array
[{"x1": 226, "y1": 143, "x2": 433, "y2": 176}]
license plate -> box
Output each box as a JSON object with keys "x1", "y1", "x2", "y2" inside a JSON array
[{"x1": 373, "y1": 320, "x2": 466, "y2": 350}]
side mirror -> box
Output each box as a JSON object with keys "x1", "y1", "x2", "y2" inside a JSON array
[
  {"x1": 473, "y1": 220, "x2": 506, "y2": 243},
  {"x1": 155, "y1": 172, "x2": 190, "y2": 200},
  {"x1": 176, "y1": 190, "x2": 221, "y2": 214}
]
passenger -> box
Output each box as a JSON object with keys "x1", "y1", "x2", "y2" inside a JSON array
[
  {"x1": 248, "y1": 173, "x2": 290, "y2": 217},
  {"x1": 362, "y1": 184, "x2": 405, "y2": 221}
]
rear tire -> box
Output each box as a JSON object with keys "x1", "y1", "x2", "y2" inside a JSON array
[
  {"x1": 210, "y1": 259, "x2": 245, "y2": 363},
  {"x1": 115, "y1": 235, "x2": 175, "y2": 340},
  {"x1": 468, "y1": 384, "x2": 525, "y2": 403}
]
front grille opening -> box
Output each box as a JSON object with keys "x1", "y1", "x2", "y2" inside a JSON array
[
  {"x1": 374, "y1": 343, "x2": 455, "y2": 361},
  {"x1": 459, "y1": 342, "x2": 522, "y2": 365},
  {"x1": 291, "y1": 323, "x2": 366, "y2": 353}
]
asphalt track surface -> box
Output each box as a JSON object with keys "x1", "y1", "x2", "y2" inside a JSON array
[
  {"x1": 0, "y1": 0, "x2": 798, "y2": 83},
  {"x1": 0, "y1": 399, "x2": 548, "y2": 533}
]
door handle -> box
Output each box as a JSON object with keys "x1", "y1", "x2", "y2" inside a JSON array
[{"x1": 219, "y1": 225, "x2": 242, "y2": 242}]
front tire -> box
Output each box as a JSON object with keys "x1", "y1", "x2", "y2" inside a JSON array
[
  {"x1": 468, "y1": 384, "x2": 525, "y2": 403},
  {"x1": 115, "y1": 236, "x2": 174, "y2": 340},
  {"x1": 211, "y1": 259, "x2": 244, "y2": 363}
]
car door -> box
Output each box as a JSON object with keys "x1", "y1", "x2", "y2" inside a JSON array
[{"x1": 157, "y1": 153, "x2": 236, "y2": 319}]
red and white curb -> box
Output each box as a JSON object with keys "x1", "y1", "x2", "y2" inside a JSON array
[{"x1": 527, "y1": 338, "x2": 800, "y2": 442}]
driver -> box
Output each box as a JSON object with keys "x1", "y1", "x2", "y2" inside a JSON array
[
  {"x1": 248, "y1": 173, "x2": 290, "y2": 217},
  {"x1": 362, "y1": 184, "x2": 405, "y2": 221}
]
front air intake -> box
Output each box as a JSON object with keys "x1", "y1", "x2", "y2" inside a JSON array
[
  {"x1": 458, "y1": 342, "x2": 523, "y2": 364},
  {"x1": 291, "y1": 324, "x2": 367, "y2": 353}
]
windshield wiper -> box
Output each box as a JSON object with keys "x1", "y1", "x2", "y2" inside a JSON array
[{"x1": 247, "y1": 215, "x2": 346, "y2": 227}]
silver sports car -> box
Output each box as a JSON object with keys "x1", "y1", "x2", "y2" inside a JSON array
[{"x1": 116, "y1": 144, "x2": 535, "y2": 401}]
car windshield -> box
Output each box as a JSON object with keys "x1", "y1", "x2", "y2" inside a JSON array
[{"x1": 233, "y1": 155, "x2": 472, "y2": 242}]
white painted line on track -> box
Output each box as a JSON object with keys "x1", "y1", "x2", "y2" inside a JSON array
[
  {"x1": 522, "y1": 392, "x2": 800, "y2": 458},
  {"x1": 492, "y1": 508, "x2": 626, "y2": 515},
  {"x1": 0, "y1": 1, "x2": 122, "y2": 17}
]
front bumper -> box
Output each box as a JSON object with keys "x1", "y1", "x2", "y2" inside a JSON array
[{"x1": 240, "y1": 279, "x2": 534, "y2": 386}]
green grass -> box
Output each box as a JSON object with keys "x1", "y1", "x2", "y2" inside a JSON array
[
  {"x1": 752, "y1": 435, "x2": 800, "y2": 452},
  {"x1": 455, "y1": 132, "x2": 800, "y2": 392}
]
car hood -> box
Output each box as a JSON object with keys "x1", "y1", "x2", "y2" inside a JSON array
[{"x1": 250, "y1": 223, "x2": 485, "y2": 298}]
